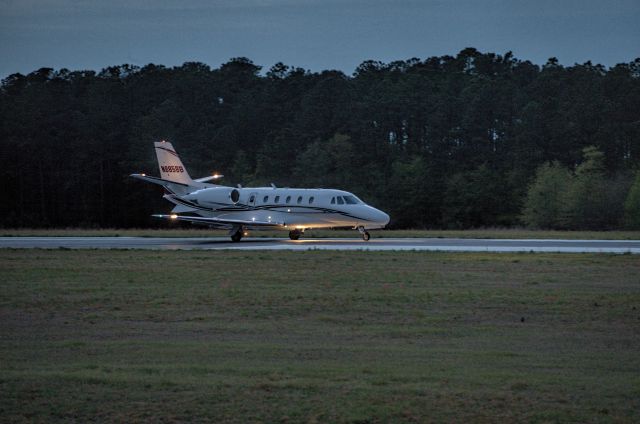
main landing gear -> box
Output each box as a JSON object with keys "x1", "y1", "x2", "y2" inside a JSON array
[
  {"x1": 357, "y1": 226, "x2": 371, "y2": 241},
  {"x1": 289, "y1": 229, "x2": 302, "y2": 240},
  {"x1": 230, "y1": 226, "x2": 243, "y2": 242}
]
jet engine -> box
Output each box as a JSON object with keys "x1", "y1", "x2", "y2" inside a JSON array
[{"x1": 185, "y1": 187, "x2": 241, "y2": 206}]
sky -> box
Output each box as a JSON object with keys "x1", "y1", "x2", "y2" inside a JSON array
[{"x1": 1, "y1": 0, "x2": 639, "y2": 76}]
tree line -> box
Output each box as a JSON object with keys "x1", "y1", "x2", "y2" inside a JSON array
[
  {"x1": 1, "y1": 48, "x2": 639, "y2": 229},
  {"x1": 523, "y1": 146, "x2": 640, "y2": 230}
]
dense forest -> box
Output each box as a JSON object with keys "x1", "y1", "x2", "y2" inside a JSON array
[{"x1": 1, "y1": 48, "x2": 639, "y2": 229}]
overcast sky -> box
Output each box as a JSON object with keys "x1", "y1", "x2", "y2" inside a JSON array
[{"x1": 1, "y1": 0, "x2": 639, "y2": 76}]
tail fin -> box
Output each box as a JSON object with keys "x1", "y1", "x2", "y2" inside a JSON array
[{"x1": 154, "y1": 141, "x2": 194, "y2": 186}]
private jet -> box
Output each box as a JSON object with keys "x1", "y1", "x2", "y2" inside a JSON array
[{"x1": 131, "y1": 141, "x2": 390, "y2": 242}]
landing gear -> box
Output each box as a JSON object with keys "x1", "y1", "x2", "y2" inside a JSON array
[
  {"x1": 357, "y1": 226, "x2": 371, "y2": 241},
  {"x1": 230, "y1": 226, "x2": 243, "y2": 242},
  {"x1": 289, "y1": 229, "x2": 302, "y2": 240}
]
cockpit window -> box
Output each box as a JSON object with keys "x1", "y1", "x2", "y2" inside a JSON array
[
  {"x1": 331, "y1": 197, "x2": 335, "y2": 204},
  {"x1": 249, "y1": 195, "x2": 255, "y2": 203},
  {"x1": 343, "y1": 195, "x2": 359, "y2": 204},
  {"x1": 337, "y1": 196, "x2": 344, "y2": 205}
]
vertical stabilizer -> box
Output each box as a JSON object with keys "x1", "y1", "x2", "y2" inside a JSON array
[{"x1": 154, "y1": 141, "x2": 194, "y2": 185}]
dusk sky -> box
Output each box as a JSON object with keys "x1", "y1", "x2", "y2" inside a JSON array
[{"x1": 1, "y1": 0, "x2": 639, "y2": 76}]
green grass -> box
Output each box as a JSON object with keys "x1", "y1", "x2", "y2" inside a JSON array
[
  {"x1": 1, "y1": 250, "x2": 639, "y2": 422},
  {"x1": 3, "y1": 227, "x2": 640, "y2": 239}
]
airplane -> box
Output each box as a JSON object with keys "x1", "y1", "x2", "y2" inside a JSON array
[{"x1": 131, "y1": 141, "x2": 390, "y2": 242}]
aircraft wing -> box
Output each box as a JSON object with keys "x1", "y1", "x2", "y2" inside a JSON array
[{"x1": 152, "y1": 214, "x2": 285, "y2": 228}]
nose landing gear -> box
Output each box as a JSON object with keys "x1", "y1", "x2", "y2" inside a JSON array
[{"x1": 357, "y1": 226, "x2": 371, "y2": 241}]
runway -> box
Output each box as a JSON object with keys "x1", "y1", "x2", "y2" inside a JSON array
[{"x1": 1, "y1": 237, "x2": 640, "y2": 253}]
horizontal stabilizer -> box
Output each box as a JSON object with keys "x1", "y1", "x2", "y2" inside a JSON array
[
  {"x1": 130, "y1": 173, "x2": 197, "y2": 195},
  {"x1": 131, "y1": 173, "x2": 189, "y2": 186},
  {"x1": 195, "y1": 174, "x2": 224, "y2": 183}
]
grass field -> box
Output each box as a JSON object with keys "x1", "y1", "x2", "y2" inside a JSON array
[
  {"x1": 3, "y1": 227, "x2": 640, "y2": 239},
  {"x1": 1, "y1": 250, "x2": 639, "y2": 422}
]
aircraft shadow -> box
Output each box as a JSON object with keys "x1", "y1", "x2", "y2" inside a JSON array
[{"x1": 188, "y1": 238, "x2": 285, "y2": 246}]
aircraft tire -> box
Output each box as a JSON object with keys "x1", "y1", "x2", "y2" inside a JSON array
[
  {"x1": 362, "y1": 231, "x2": 371, "y2": 241},
  {"x1": 231, "y1": 231, "x2": 243, "y2": 242},
  {"x1": 289, "y1": 230, "x2": 301, "y2": 240}
]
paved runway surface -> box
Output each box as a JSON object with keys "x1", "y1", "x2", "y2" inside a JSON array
[{"x1": 1, "y1": 237, "x2": 639, "y2": 253}]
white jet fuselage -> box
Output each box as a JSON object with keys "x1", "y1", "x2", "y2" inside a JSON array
[{"x1": 169, "y1": 186, "x2": 389, "y2": 230}]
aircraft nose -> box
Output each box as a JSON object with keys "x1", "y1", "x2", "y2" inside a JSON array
[{"x1": 375, "y1": 208, "x2": 390, "y2": 226}]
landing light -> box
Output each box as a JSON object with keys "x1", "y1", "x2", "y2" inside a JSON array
[
  {"x1": 141, "y1": 173, "x2": 146, "y2": 176},
  {"x1": 252, "y1": 217, "x2": 256, "y2": 221},
  {"x1": 170, "y1": 214, "x2": 178, "y2": 219}
]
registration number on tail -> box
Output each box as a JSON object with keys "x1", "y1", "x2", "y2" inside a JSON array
[{"x1": 161, "y1": 165, "x2": 184, "y2": 173}]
